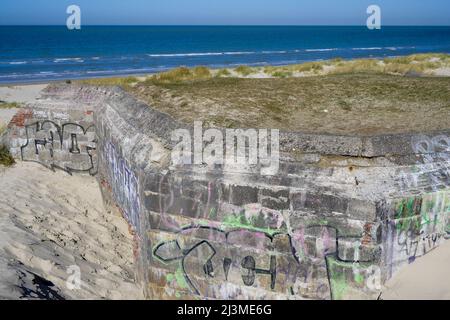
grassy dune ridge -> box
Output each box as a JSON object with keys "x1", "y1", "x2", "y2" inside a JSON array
[
  {"x1": 79, "y1": 53, "x2": 450, "y2": 87},
  {"x1": 0, "y1": 102, "x2": 21, "y2": 109},
  {"x1": 76, "y1": 53, "x2": 450, "y2": 135}
]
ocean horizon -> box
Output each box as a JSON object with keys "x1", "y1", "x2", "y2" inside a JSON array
[{"x1": 1, "y1": 25, "x2": 450, "y2": 83}]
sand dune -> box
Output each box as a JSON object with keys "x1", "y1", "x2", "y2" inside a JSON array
[
  {"x1": 381, "y1": 239, "x2": 450, "y2": 300},
  {"x1": 0, "y1": 162, "x2": 144, "y2": 300},
  {"x1": 0, "y1": 84, "x2": 47, "y2": 103},
  {"x1": 0, "y1": 84, "x2": 47, "y2": 134}
]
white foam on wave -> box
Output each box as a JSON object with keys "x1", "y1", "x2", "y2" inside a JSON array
[
  {"x1": 352, "y1": 46, "x2": 417, "y2": 51},
  {"x1": 261, "y1": 50, "x2": 288, "y2": 54},
  {"x1": 305, "y1": 48, "x2": 338, "y2": 52},
  {"x1": 9, "y1": 61, "x2": 28, "y2": 65},
  {"x1": 149, "y1": 49, "x2": 341, "y2": 57},
  {"x1": 147, "y1": 51, "x2": 256, "y2": 57},
  {"x1": 54, "y1": 58, "x2": 85, "y2": 63},
  {"x1": 352, "y1": 47, "x2": 383, "y2": 51}
]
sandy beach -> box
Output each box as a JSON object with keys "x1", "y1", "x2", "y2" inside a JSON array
[
  {"x1": 382, "y1": 239, "x2": 450, "y2": 300},
  {"x1": 0, "y1": 161, "x2": 144, "y2": 299},
  {"x1": 0, "y1": 84, "x2": 47, "y2": 133},
  {"x1": 0, "y1": 84, "x2": 47, "y2": 103}
]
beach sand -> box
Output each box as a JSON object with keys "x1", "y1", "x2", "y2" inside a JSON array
[
  {"x1": 0, "y1": 84, "x2": 47, "y2": 133},
  {"x1": 0, "y1": 84, "x2": 47, "y2": 103},
  {"x1": 0, "y1": 162, "x2": 145, "y2": 299},
  {"x1": 381, "y1": 239, "x2": 450, "y2": 300}
]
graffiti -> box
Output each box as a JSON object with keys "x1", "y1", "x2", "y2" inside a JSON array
[
  {"x1": 20, "y1": 121, "x2": 97, "y2": 175},
  {"x1": 144, "y1": 172, "x2": 383, "y2": 299},
  {"x1": 148, "y1": 173, "x2": 222, "y2": 232},
  {"x1": 153, "y1": 224, "x2": 379, "y2": 300},
  {"x1": 396, "y1": 230, "x2": 443, "y2": 261},
  {"x1": 148, "y1": 174, "x2": 290, "y2": 235},
  {"x1": 398, "y1": 134, "x2": 450, "y2": 194},
  {"x1": 392, "y1": 135, "x2": 450, "y2": 273},
  {"x1": 383, "y1": 192, "x2": 449, "y2": 276},
  {"x1": 407, "y1": 134, "x2": 450, "y2": 190},
  {"x1": 104, "y1": 142, "x2": 141, "y2": 232}
]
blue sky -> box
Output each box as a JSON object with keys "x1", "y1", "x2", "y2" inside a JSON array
[{"x1": 1, "y1": 0, "x2": 449, "y2": 25}]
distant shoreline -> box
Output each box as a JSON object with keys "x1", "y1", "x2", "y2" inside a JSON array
[{"x1": 1, "y1": 52, "x2": 450, "y2": 86}]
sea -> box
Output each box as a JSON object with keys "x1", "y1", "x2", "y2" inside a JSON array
[{"x1": 1, "y1": 26, "x2": 450, "y2": 83}]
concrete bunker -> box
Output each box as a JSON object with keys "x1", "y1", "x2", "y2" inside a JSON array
[{"x1": 4, "y1": 84, "x2": 449, "y2": 300}]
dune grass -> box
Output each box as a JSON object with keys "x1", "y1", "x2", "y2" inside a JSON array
[
  {"x1": 146, "y1": 66, "x2": 213, "y2": 84},
  {"x1": 0, "y1": 101, "x2": 21, "y2": 109},
  {"x1": 216, "y1": 68, "x2": 231, "y2": 77},
  {"x1": 76, "y1": 53, "x2": 450, "y2": 89},
  {"x1": 129, "y1": 73, "x2": 450, "y2": 135},
  {"x1": 259, "y1": 53, "x2": 450, "y2": 77},
  {"x1": 148, "y1": 53, "x2": 450, "y2": 82},
  {"x1": 0, "y1": 145, "x2": 15, "y2": 166},
  {"x1": 72, "y1": 53, "x2": 450, "y2": 135},
  {"x1": 76, "y1": 76, "x2": 139, "y2": 88},
  {"x1": 234, "y1": 65, "x2": 254, "y2": 76}
]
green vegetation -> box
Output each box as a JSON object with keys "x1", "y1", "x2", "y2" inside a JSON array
[
  {"x1": 270, "y1": 71, "x2": 293, "y2": 78},
  {"x1": 145, "y1": 66, "x2": 213, "y2": 84},
  {"x1": 76, "y1": 53, "x2": 450, "y2": 87},
  {"x1": 129, "y1": 73, "x2": 450, "y2": 135},
  {"x1": 260, "y1": 53, "x2": 449, "y2": 76},
  {"x1": 192, "y1": 66, "x2": 211, "y2": 78},
  {"x1": 293, "y1": 61, "x2": 324, "y2": 73},
  {"x1": 234, "y1": 65, "x2": 253, "y2": 76},
  {"x1": 72, "y1": 53, "x2": 450, "y2": 135},
  {"x1": 215, "y1": 68, "x2": 231, "y2": 77},
  {"x1": 328, "y1": 53, "x2": 449, "y2": 76},
  {"x1": 0, "y1": 145, "x2": 15, "y2": 166},
  {"x1": 76, "y1": 76, "x2": 139, "y2": 88},
  {"x1": 0, "y1": 101, "x2": 21, "y2": 109}
]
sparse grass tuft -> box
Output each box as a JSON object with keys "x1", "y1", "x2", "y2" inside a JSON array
[
  {"x1": 0, "y1": 145, "x2": 15, "y2": 166},
  {"x1": 192, "y1": 66, "x2": 212, "y2": 78},
  {"x1": 147, "y1": 66, "x2": 213, "y2": 84},
  {"x1": 128, "y1": 73, "x2": 450, "y2": 135},
  {"x1": 0, "y1": 101, "x2": 21, "y2": 109},
  {"x1": 293, "y1": 61, "x2": 324, "y2": 73},
  {"x1": 216, "y1": 68, "x2": 231, "y2": 77},
  {"x1": 77, "y1": 76, "x2": 139, "y2": 88},
  {"x1": 330, "y1": 59, "x2": 383, "y2": 75},
  {"x1": 78, "y1": 53, "x2": 450, "y2": 88},
  {"x1": 235, "y1": 65, "x2": 253, "y2": 76},
  {"x1": 272, "y1": 71, "x2": 293, "y2": 78}
]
